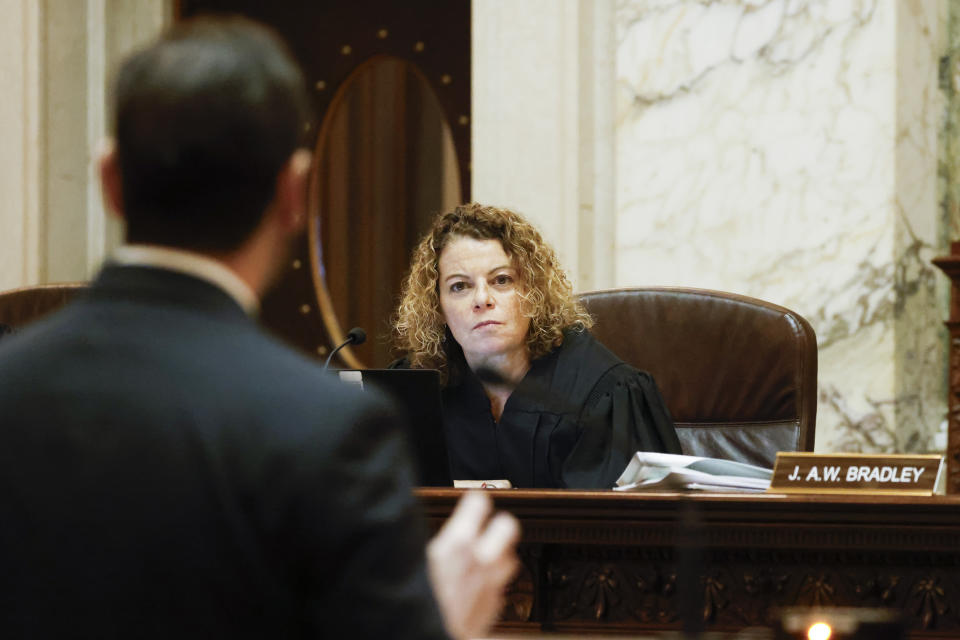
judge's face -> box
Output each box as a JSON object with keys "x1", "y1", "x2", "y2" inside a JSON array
[{"x1": 438, "y1": 235, "x2": 531, "y2": 368}]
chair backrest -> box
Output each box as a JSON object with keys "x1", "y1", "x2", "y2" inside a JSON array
[
  {"x1": 578, "y1": 287, "x2": 817, "y2": 467},
  {"x1": 0, "y1": 283, "x2": 86, "y2": 331}
]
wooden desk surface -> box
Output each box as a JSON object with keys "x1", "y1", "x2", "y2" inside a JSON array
[{"x1": 416, "y1": 489, "x2": 960, "y2": 637}]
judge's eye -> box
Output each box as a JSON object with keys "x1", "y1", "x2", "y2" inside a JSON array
[
  {"x1": 449, "y1": 281, "x2": 468, "y2": 293},
  {"x1": 492, "y1": 274, "x2": 513, "y2": 286}
]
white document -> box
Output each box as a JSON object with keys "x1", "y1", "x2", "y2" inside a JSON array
[
  {"x1": 453, "y1": 479, "x2": 513, "y2": 489},
  {"x1": 614, "y1": 452, "x2": 772, "y2": 492}
]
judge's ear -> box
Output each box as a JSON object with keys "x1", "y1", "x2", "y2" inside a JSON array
[
  {"x1": 273, "y1": 149, "x2": 312, "y2": 234},
  {"x1": 98, "y1": 138, "x2": 125, "y2": 221}
]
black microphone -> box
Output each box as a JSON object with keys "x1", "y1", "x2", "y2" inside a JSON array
[{"x1": 323, "y1": 327, "x2": 366, "y2": 370}]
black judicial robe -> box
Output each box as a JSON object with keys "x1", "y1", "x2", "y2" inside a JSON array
[{"x1": 441, "y1": 329, "x2": 681, "y2": 489}]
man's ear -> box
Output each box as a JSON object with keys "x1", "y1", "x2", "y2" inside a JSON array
[
  {"x1": 98, "y1": 138, "x2": 125, "y2": 220},
  {"x1": 275, "y1": 149, "x2": 312, "y2": 234}
]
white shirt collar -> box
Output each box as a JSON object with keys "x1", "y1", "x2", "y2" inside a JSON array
[{"x1": 111, "y1": 244, "x2": 259, "y2": 315}]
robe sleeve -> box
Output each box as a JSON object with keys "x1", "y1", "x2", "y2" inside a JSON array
[{"x1": 560, "y1": 367, "x2": 681, "y2": 489}]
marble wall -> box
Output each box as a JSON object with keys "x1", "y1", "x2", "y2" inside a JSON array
[
  {"x1": 615, "y1": 0, "x2": 950, "y2": 453},
  {"x1": 472, "y1": 0, "x2": 617, "y2": 292},
  {"x1": 0, "y1": 0, "x2": 170, "y2": 291},
  {"x1": 0, "y1": 0, "x2": 43, "y2": 290}
]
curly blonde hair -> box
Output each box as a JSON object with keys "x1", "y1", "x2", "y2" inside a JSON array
[{"x1": 393, "y1": 203, "x2": 593, "y2": 376}]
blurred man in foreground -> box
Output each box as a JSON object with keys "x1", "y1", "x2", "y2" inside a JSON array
[{"x1": 0, "y1": 16, "x2": 517, "y2": 639}]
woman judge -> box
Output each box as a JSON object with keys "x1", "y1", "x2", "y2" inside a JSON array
[{"x1": 393, "y1": 203, "x2": 681, "y2": 489}]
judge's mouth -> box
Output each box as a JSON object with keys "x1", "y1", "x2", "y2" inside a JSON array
[{"x1": 473, "y1": 320, "x2": 502, "y2": 330}]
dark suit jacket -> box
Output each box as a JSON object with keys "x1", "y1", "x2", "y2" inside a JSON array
[{"x1": 0, "y1": 265, "x2": 448, "y2": 639}]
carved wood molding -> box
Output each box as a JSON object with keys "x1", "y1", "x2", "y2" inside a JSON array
[
  {"x1": 514, "y1": 522, "x2": 960, "y2": 551},
  {"x1": 418, "y1": 490, "x2": 960, "y2": 637},
  {"x1": 508, "y1": 544, "x2": 960, "y2": 633}
]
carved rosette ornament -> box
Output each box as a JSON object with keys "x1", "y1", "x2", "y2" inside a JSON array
[
  {"x1": 797, "y1": 573, "x2": 837, "y2": 607},
  {"x1": 501, "y1": 546, "x2": 538, "y2": 622},
  {"x1": 737, "y1": 569, "x2": 788, "y2": 624},
  {"x1": 583, "y1": 565, "x2": 622, "y2": 620},
  {"x1": 702, "y1": 571, "x2": 730, "y2": 622},
  {"x1": 909, "y1": 576, "x2": 949, "y2": 630},
  {"x1": 932, "y1": 245, "x2": 960, "y2": 494},
  {"x1": 853, "y1": 575, "x2": 900, "y2": 607}
]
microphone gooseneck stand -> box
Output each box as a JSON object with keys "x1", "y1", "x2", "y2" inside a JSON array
[{"x1": 323, "y1": 327, "x2": 367, "y2": 370}]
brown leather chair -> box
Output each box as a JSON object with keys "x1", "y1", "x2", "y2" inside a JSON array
[
  {"x1": 0, "y1": 283, "x2": 86, "y2": 331},
  {"x1": 579, "y1": 287, "x2": 817, "y2": 468}
]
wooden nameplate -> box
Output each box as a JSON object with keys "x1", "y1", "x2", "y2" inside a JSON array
[{"x1": 770, "y1": 452, "x2": 943, "y2": 496}]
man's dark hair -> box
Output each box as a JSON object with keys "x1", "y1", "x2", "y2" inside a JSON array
[{"x1": 111, "y1": 16, "x2": 310, "y2": 252}]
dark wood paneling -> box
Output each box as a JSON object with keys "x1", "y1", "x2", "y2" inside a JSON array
[
  {"x1": 932, "y1": 246, "x2": 960, "y2": 494},
  {"x1": 179, "y1": 0, "x2": 471, "y2": 363},
  {"x1": 418, "y1": 489, "x2": 960, "y2": 637}
]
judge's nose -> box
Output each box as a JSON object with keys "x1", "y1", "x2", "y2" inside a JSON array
[{"x1": 473, "y1": 282, "x2": 494, "y2": 309}]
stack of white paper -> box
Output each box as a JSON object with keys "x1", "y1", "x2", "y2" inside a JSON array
[{"x1": 614, "y1": 452, "x2": 772, "y2": 492}]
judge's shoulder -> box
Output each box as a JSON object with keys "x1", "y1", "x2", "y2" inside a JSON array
[
  {"x1": 555, "y1": 327, "x2": 631, "y2": 374},
  {"x1": 555, "y1": 327, "x2": 660, "y2": 394}
]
